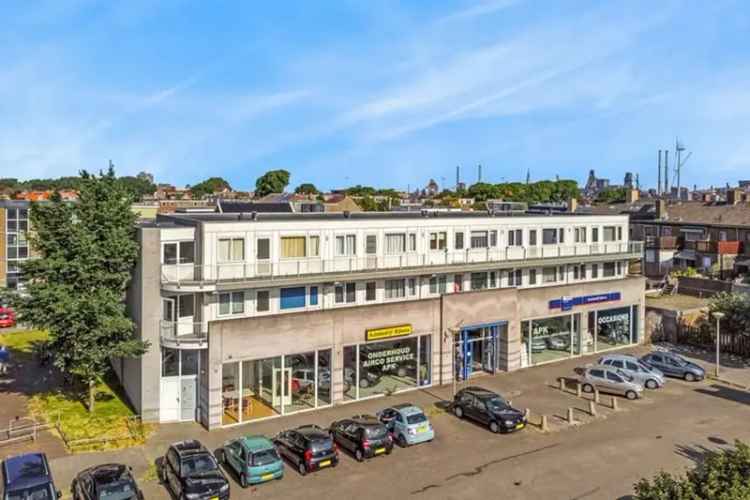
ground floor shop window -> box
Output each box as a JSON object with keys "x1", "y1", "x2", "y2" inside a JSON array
[
  {"x1": 454, "y1": 323, "x2": 507, "y2": 380},
  {"x1": 521, "y1": 314, "x2": 579, "y2": 366},
  {"x1": 221, "y1": 348, "x2": 332, "y2": 426},
  {"x1": 343, "y1": 335, "x2": 431, "y2": 401},
  {"x1": 594, "y1": 306, "x2": 634, "y2": 351}
]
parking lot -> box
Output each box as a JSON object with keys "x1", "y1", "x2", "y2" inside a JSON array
[{"x1": 10, "y1": 345, "x2": 750, "y2": 499}]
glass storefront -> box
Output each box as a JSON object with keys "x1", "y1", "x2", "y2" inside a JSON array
[
  {"x1": 343, "y1": 335, "x2": 432, "y2": 401},
  {"x1": 521, "y1": 314, "x2": 579, "y2": 366},
  {"x1": 221, "y1": 348, "x2": 332, "y2": 426},
  {"x1": 160, "y1": 348, "x2": 200, "y2": 422},
  {"x1": 594, "y1": 306, "x2": 634, "y2": 351},
  {"x1": 454, "y1": 323, "x2": 507, "y2": 380}
]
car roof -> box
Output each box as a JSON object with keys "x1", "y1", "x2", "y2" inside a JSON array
[
  {"x1": 600, "y1": 354, "x2": 639, "y2": 361},
  {"x1": 349, "y1": 415, "x2": 381, "y2": 425},
  {"x1": 172, "y1": 440, "x2": 208, "y2": 456},
  {"x1": 3, "y1": 453, "x2": 51, "y2": 491},
  {"x1": 393, "y1": 405, "x2": 424, "y2": 416},
  {"x1": 295, "y1": 425, "x2": 329, "y2": 438},
  {"x1": 461, "y1": 386, "x2": 499, "y2": 398},
  {"x1": 239, "y1": 436, "x2": 274, "y2": 452},
  {"x1": 86, "y1": 464, "x2": 130, "y2": 485}
]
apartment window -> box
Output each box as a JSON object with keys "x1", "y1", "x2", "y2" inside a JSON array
[
  {"x1": 163, "y1": 241, "x2": 194, "y2": 265},
  {"x1": 489, "y1": 271, "x2": 497, "y2": 288},
  {"x1": 470, "y1": 231, "x2": 488, "y2": 248},
  {"x1": 408, "y1": 278, "x2": 417, "y2": 296},
  {"x1": 408, "y1": 233, "x2": 417, "y2": 251},
  {"x1": 454, "y1": 274, "x2": 463, "y2": 292},
  {"x1": 178, "y1": 295, "x2": 194, "y2": 318},
  {"x1": 471, "y1": 272, "x2": 487, "y2": 290},
  {"x1": 591, "y1": 264, "x2": 599, "y2": 278},
  {"x1": 529, "y1": 230, "x2": 538, "y2": 246},
  {"x1": 430, "y1": 232, "x2": 447, "y2": 250},
  {"x1": 335, "y1": 283, "x2": 357, "y2": 304},
  {"x1": 219, "y1": 238, "x2": 245, "y2": 261},
  {"x1": 365, "y1": 281, "x2": 377, "y2": 301},
  {"x1": 309, "y1": 236, "x2": 320, "y2": 257},
  {"x1": 592, "y1": 228, "x2": 599, "y2": 243},
  {"x1": 542, "y1": 267, "x2": 557, "y2": 283},
  {"x1": 366, "y1": 234, "x2": 377, "y2": 255},
  {"x1": 603, "y1": 226, "x2": 616, "y2": 242},
  {"x1": 490, "y1": 230, "x2": 498, "y2": 246},
  {"x1": 662, "y1": 227, "x2": 672, "y2": 237},
  {"x1": 558, "y1": 228, "x2": 565, "y2": 244},
  {"x1": 219, "y1": 292, "x2": 245, "y2": 315},
  {"x1": 573, "y1": 264, "x2": 580, "y2": 280},
  {"x1": 280, "y1": 287, "x2": 306, "y2": 310},
  {"x1": 309, "y1": 286, "x2": 319, "y2": 306},
  {"x1": 385, "y1": 233, "x2": 406, "y2": 254},
  {"x1": 163, "y1": 243, "x2": 178, "y2": 265},
  {"x1": 616, "y1": 261, "x2": 623, "y2": 275},
  {"x1": 617, "y1": 226, "x2": 623, "y2": 241},
  {"x1": 256, "y1": 290, "x2": 270, "y2": 312},
  {"x1": 257, "y1": 238, "x2": 270, "y2": 260},
  {"x1": 529, "y1": 269, "x2": 537, "y2": 285},
  {"x1": 508, "y1": 229, "x2": 523, "y2": 246},
  {"x1": 336, "y1": 235, "x2": 357, "y2": 256},
  {"x1": 281, "y1": 236, "x2": 306, "y2": 258},
  {"x1": 455, "y1": 232, "x2": 465, "y2": 250},
  {"x1": 385, "y1": 279, "x2": 406, "y2": 299},
  {"x1": 542, "y1": 229, "x2": 558, "y2": 245},
  {"x1": 575, "y1": 227, "x2": 587, "y2": 243},
  {"x1": 429, "y1": 275, "x2": 447, "y2": 294},
  {"x1": 508, "y1": 269, "x2": 522, "y2": 287},
  {"x1": 603, "y1": 262, "x2": 616, "y2": 277},
  {"x1": 719, "y1": 231, "x2": 727, "y2": 241}
]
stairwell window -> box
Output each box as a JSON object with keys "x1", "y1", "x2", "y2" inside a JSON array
[{"x1": 218, "y1": 238, "x2": 245, "y2": 262}]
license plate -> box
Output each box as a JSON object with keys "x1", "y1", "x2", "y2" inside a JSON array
[
  {"x1": 210, "y1": 497, "x2": 218, "y2": 500},
  {"x1": 515, "y1": 423, "x2": 525, "y2": 429},
  {"x1": 261, "y1": 473, "x2": 274, "y2": 481},
  {"x1": 375, "y1": 447, "x2": 385, "y2": 455},
  {"x1": 319, "y1": 460, "x2": 331, "y2": 467},
  {"x1": 417, "y1": 426, "x2": 427, "y2": 433}
]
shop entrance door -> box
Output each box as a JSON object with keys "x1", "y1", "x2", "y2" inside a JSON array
[
  {"x1": 160, "y1": 378, "x2": 180, "y2": 422},
  {"x1": 458, "y1": 322, "x2": 505, "y2": 380},
  {"x1": 272, "y1": 367, "x2": 292, "y2": 408}
]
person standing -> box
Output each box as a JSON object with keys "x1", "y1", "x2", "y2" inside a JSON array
[{"x1": 0, "y1": 345, "x2": 10, "y2": 375}]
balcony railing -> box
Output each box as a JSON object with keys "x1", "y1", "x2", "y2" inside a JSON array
[
  {"x1": 695, "y1": 240, "x2": 742, "y2": 255},
  {"x1": 161, "y1": 241, "x2": 643, "y2": 285},
  {"x1": 644, "y1": 236, "x2": 679, "y2": 249},
  {"x1": 160, "y1": 321, "x2": 208, "y2": 348}
]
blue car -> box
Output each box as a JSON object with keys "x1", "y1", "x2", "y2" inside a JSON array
[
  {"x1": 220, "y1": 436, "x2": 283, "y2": 488},
  {"x1": 3, "y1": 452, "x2": 61, "y2": 500},
  {"x1": 377, "y1": 403, "x2": 434, "y2": 447}
]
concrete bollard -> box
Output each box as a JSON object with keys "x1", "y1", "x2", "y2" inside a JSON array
[
  {"x1": 588, "y1": 400, "x2": 597, "y2": 417},
  {"x1": 611, "y1": 397, "x2": 618, "y2": 411},
  {"x1": 576, "y1": 383, "x2": 582, "y2": 398},
  {"x1": 541, "y1": 415, "x2": 549, "y2": 432},
  {"x1": 567, "y1": 407, "x2": 575, "y2": 424},
  {"x1": 594, "y1": 388, "x2": 600, "y2": 404},
  {"x1": 559, "y1": 378, "x2": 566, "y2": 392},
  {"x1": 524, "y1": 408, "x2": 531, "y2": 420}
]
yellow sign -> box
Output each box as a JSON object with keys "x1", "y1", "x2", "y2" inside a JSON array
[{"x1": 365, "y1": 324, "x2": 413, "y2": 342}]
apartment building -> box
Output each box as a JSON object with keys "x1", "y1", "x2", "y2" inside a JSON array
[
  {"x1": 0, "y1": 200, "x2": 31, "y2": 289},
  {"x1": 120, "y1": 210, "x2": 645, "y2": 429}
]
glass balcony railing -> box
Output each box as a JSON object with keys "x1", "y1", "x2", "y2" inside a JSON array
[
  {"x1": 159, "y1": 321, "x2": 208, "y2": 348},
  {"x1": 161, "y1": 241, "x2": 644, "y2": 285}
]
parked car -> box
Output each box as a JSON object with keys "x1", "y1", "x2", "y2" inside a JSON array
[
  {"x1": 0, "y1": 305, "x2": 15, "y2": 328},
  {"x1": 530, "y1": 337, "x2": 547, "y2": 353},
  {"x1": 580, "y1": 365, "x2": 644, "y2": 399},
  {"x1": 452, "y1": 386, "x2": 526, "y2": 433},
  {"x1": 598, "y1": 354, "x2": 665, "y2": 389},
  {"x1": 329, "y1": 415, "x2": 393, "y2": 462},
  {"x1": 219, "y1": 435, "x2": 283, "y2": 488},
  {"x1": 377, "y1": 403, "x2": 434, "y2": 447},
  {"x1": 72, "y1": 463, "x2": 143, "y2": 500},
  {"x1": 2, "y1": 452, "x2": 61, "y2": 500},
  {"x1": 546, "y1": 334, "x2": 570, "y2": 351},
  {"x1": 274, "y1": 425, "x2": 339, "y2": 476},
  {"x1": 641, "y1": 351, "x2": 705, "y2": 382},
  {"x1": 159, "y1": 440, "x2": 229, "y2": 500},
  {"x1": 344, "y1": 366, "x2": 381, "y2": 389}
]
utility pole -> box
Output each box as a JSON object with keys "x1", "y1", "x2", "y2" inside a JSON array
[
  {"x1": 664, "y1": 150, "x2": 669, "y2": 196},
  {"x1": 657, "y1": 150, "x2": 662, "y2": 196}
]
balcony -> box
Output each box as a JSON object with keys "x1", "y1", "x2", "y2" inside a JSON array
[
  {"x1": 644, "y1": 236, "x2": 679, "y2": 249},
  {"x1": 695, "y1": 240, "x2": 742, "y2": 255},
  {"x1": 160, "y1": 321, "x2": 208, "y2": 349},
  {"x1": 161, "y1": 241, "x2": 643, "y2": 288}
]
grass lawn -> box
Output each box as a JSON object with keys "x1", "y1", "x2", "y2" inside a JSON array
[{"x1": 2, "y1": 329, "x2": 154, "y2": 452}]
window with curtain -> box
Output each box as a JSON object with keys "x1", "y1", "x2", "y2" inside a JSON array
[
  {"x1": 280, "y1": 287, "x2": 306, "y2": 309},
  {"x1": 385, "y1": 279, "x2": 405, "y2": 299},
  {"x1": 408, "y1": 233, "x2": 417, "y2": 251},
  {"x1": 219, "y1": 292, "x2": 244, "y2": 315},
  {"x1": 430, "y1": 232, "x2": 447, "y2": 250},
  {"x1": 603, "y1": 226, "x2": 616, "y2": 242},
  {"x1": 385, "y1": 234, "x2": 406, "y2": 254},
  {"x1": 309, "y1": 286, "x2": 319, "y2": 305},
  {"x1": 366, "y1": 235, "x2": 377, "y2": 254},
  {"x1": 470, "y1": 231, "x2": 488, "y2": 248},
  {"x1": 281, "y1": 236, "x2": 306, "y2": 258},
  {"x1": 219, "y1": 238, "x2": 245, "y2": 261},
  {"x1": 308, "y1": 236, "x2": 320, "y2": 257},
  {"x1": 336, "y1": 235, "x2": 357, "y2": 256}
]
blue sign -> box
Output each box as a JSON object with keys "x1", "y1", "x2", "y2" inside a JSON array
[{"x1": 549, "y1": 292, "x2": 621, "y2": 311}]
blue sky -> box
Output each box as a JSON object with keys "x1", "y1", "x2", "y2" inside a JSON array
[{"x1": 2, "y1": 0, "x2": 749, "y2": 192}]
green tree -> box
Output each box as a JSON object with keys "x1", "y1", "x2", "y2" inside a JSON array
[
  {"x1": 595, "y1": 187, "x2": 628, "y2": 204},
  {"x1": 708, "y1": 292, "x2": 750, "y2": 336},
  {"x1": 14, "y1": 168, "x2": 149, "y2": 412},
  {"x1": 117, "y1": 175, "x2": 156, "y2": 201},
  {"x1": 255, "y1": 169, "x2": 290, "y2": 198},
  {"x1": 294, "y1": 183, "x2": 319, "y2": 195},
  {"x1": 633, "y1": 440, "x2": 750, "y2": 499},
  {"x1": 191, "y1": 177, "x2": 232, "y2": 199}
]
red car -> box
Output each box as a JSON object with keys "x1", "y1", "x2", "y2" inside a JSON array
[{"x1": 0, "y1": 306, "x2": 16, "y2": 328}]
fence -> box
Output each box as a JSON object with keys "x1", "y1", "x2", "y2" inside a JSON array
[
  {"x1": 676, "y1": 324, "x2": 750, "y2": 358},
  {"x1": 0, "y1": 416, "x2": 58, "y2": 447}
]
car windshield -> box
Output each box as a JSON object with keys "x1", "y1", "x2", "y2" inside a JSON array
[
  {"x1": 485, "y1": 396, "x2": 510, "y2": 412},
  {"x1": 6, "y1": 484, "x2": 54, "y2": 500},
  {"x1": 182, "y1": 454, "x2": 218, "y2": 475},
  {"x1": 99, "y1": 480, "x2": 137, "y2": 500},
  {"x1": 251, "y1": 449, "x2": 279, "y2": 466},
  {"x1": 364, "y1": 426, "x2": 387, "y2": 439},
  {"x1": 406, "y1": 413, "x2": 427, "y2": 425}
]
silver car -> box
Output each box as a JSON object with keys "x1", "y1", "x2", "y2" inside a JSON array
[
  {"x1": 598, "y1": 354, "x2": 665, "y2": 390},
  {"x1": 580, "y1": 364, "x2": 644, "y2": 400}
]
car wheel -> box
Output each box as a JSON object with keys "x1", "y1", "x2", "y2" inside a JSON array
[
  {"x1": 397, "y1": 367, "x2": 407, "y2": 377},
  {"x1": 454, "y1": 405, "x2": 464, "y2": 418},
  {"x1": 297, "y1": 461, "x2": 307, "y2": 476},
  {"x1": 359, "y1": 378, "x2": 370, "y2": 389},
  {"x1": 684, "y1": 372, "x2": 696, "y2": 382},
  {"x1": 385, "y1": 446, "x2": 393, "y2": 455},
  {"x1": 489, "y1": 421, "x2": 500, "y2": 433},
  {"x1": 355, "y1": 448, "x2": 364, "y2": 462},
  {"x1": 582, "y1": 383, "x2": 594, "y2": 393},
  {"x1": 240, "y1": 473, "x2": 248, "y2": 488},
  {"x1": 625, "y1": 390, "x2": 637, "y2": 400},
  {"x1": 645, "y1": 379, "x2": 658, "y2": 389},
  {"x1": 398, "y1": 434, "x2": 408, "y2": 448}
]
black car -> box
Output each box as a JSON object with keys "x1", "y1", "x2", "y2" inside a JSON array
[
  {"x1": 72, "y1": 464, "x2": 143, "y2": 500},
  {"x1": 329, "y1": 415, "x2": 393, "y2": 462},
  {"x1": 452, "y1": 386, "x2": 526, "y2": 433},
  {"x1": 160, "y1": 440, "x2": 229, "y2": 500},
  {"x1": 274, "y1": 425, "x2": 339, "y2": 476}
]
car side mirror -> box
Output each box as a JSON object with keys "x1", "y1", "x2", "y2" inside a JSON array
[{"x1": 57, "y1": 491, "x2": 62, "y2": 499}]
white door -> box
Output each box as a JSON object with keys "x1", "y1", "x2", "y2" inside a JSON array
[
  {"x1": 180, "y1": 377, "x2": 197, "y2": 421},
  {"x1": 272, "y1": 368, "x2": 292, "y2": 408},
  {"x1": 160, "y1": 378, "x2": 181, "y2": 422}
]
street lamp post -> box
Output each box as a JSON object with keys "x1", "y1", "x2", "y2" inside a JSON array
[{"x1": 713, "y1": 311, "x2": 725, "y2": 377}]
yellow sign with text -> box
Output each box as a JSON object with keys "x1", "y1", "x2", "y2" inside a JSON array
[{"x1": 365, "y1": 324, "x2": 413, "y2": 342}]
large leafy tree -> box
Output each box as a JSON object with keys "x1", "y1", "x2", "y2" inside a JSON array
[
  {"x1": 255, "y1": 169, "x2": 290, "y2": 198},
  {"x1": 15, "y1": 167, "x2": 149, "y2": 412},
  {"x1": 294, "y1": 183, "x2": 319, "y2": 195},
  {"x1": 190, "y1": 176, "x2": 232, "y2": 199}
]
